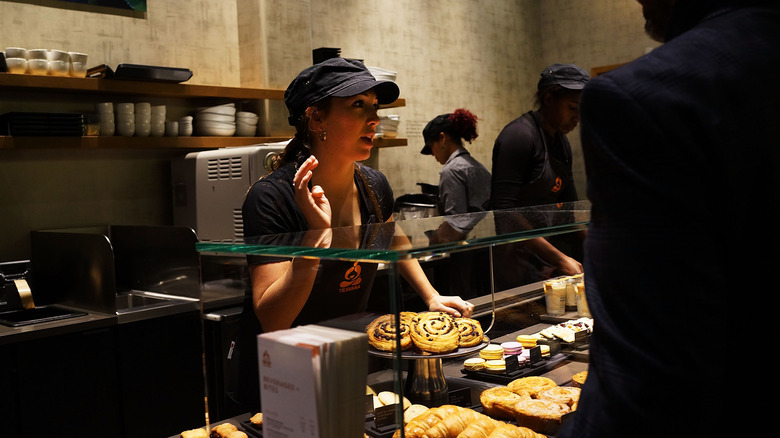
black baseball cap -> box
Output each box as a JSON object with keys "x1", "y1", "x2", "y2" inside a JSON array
[
  {"x1": 421, "y1": 113, "x2": 451, "y2": 155},
  {"x1": 538, "y1": 63, "x2": 589, "y2": 90},
  {"x1": 284, "y1": 57, "x2": 400, "y2": 126}
]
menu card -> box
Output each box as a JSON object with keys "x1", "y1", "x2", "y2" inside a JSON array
[{"x1": 257, "y1": 324, "x2": 368, "y2": 438}]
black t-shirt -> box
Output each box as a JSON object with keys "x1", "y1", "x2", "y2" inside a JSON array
[{"x1": 241, "y1": 160, "x2": 395, "y2": 327}]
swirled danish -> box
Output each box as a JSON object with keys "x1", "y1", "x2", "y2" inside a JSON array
[
  {"x1": 455, "y1": 317, "x2": 484, "y2": 347},
  {"x1": 410, "y1": 311, "x2": 460, "y2": 353},
  {"x1": 366, "y1": 313, "x2": 412, "y2": 351},
  {"x1": 538, "y1": 386, "x2": 580, "y2": 408},
  {"x1": 480, "y1": 386, "x2": 530, "y2": 420},
  {"x1": 507, "y1": 376, "x2": 558, "y2": 398},
  {"x1": 571, "y1": 370, "x2": 587, "y2": 387},
  {"x1": 512, "y1": 398, "x2": 570, "y2": 433}
]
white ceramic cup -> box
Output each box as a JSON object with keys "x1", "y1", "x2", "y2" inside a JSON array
[
  {"x1": 5, "y1": 57, "x2": 27, "y2": 74},
  {"x1": 165, "y1": 121, "x2": 179, "y2": 137},
  {"x1": 47, "y1": 49, "x2": 69, "y2": 62},
  {"x1": 100, "y1": 120, "x2": 115, "y2": 136},
  {"x1": 95, "y1": 102, "x2": 114, "y2": 114},
  {"x1": 151, "y1": 104, "x2": 166, "y2": 117},
  {"x1": 134, "y1": 102, "x2": 151, "y2": 114},
  {"x1": 135, "y1": 121, "x2": 151, "y2": 137},
  {"x1": 116, "y1": 120, "x2": 135, "y2": 137},
  {"x1": 69, "y1": 61, "x2": 87, "y2": 78},
  {"x1": 5, "y1": 47, "x2": 26, "y2": 59},
  {"x1": 150, "y1": 122, "x2": 165, "y2": 137},
  {"x1": 67, "y1": 51, "x2": 88, "y2": 64},
  {"x1": 48, "y1": 60, "x2": 69, "y2": 76},
  {"x1": 116, "y1": 103, "x2": 135, "y2": 114},
  {"x1": 27, "y1": 59, "x2": 48, "y2": 75},
  {"x1": 26, "y1": 49, "x2": 48, "y2": 60}
]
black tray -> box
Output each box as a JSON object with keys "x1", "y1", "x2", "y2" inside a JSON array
[
  {"x1": 460, "y1": 352, "x2": 569, "y2": 385},
  {"x1": 114, "y1": 63, "x2": 193, "y2": 83}
]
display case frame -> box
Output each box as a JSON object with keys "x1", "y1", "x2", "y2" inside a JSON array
[{"x1": 195, "y1": 200, "x2": 590, "y2": 436}]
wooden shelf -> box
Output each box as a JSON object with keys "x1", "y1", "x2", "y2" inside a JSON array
[
  {"x1": 0, "y1": 135, "x2": 407, "y2": 150},
  {"x1": 0, "y1": 73, "x2": 407, "y2": 150}
]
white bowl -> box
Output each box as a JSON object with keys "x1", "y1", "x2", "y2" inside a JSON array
[
  {"x1": 198, "y1": 103, "x2": 236, "y2": 115},
  {"x1": 116, "y1": 103, "x2": 135, "y2": 114},
  {"x1": 95, "y1": 102, "x2": 113, "y2": 114},
  {"x1": 47, "y1": 49, "x2": 69, "y2": 62},
  {"x1": 48, "y1": 60, "x2": 69, "y2": 76},
  {"x1": 166, "y1": 121, "x2": 179, "y2": 137},
  {"x1": 26, "y1": 49, "x2": 48, "y2": 60},
  {"x1": 5, "y1": 47, "x2": 26, "y2": 59},
  {"x1": 116, "y1": 121, "x2": 135, "y2": 137},
  {"x1": 68, "y1": 51, "x2": 88, "y2": 64},
  {"x1": 134, "y1": 102, "x2": 151, "y2": 114},
  {"x1": 135, "y1": 121, "x2": 151, "y2": 137},
  {"x1": 199, "y1": 126, "x2": 236, "y2": 137},
  {"x1": 28, "y1": 59, "x2": 48, "y2": 75},
  {"x1": 99, "y1": 120, "x2": 115, "y2": 136},
  {"x1": 150, "y1": 122, "x2": 165, "y2": 137},
  {"x1": 195, "y1": 112, "x2": 235, "y2": 123},
  {"x1": 6, "y1": 57, "x2": 27, "y2": 74},
  {"x1": 151, "y1": 105, "x2": 166, "y2": 116},
  {"x1": 236, "y1": 115, "x2": 259, "y2": 124},
  {"x1": 236, "y1": 126, "x2": 257, "y2": 137},
  {"x1": 236, "y1": 111, "x2": 257, "y2": 118}
]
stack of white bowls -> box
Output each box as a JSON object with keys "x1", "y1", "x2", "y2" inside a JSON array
[
  {"x1": 95, "y1": 102, "x2": 115, "y2": 136},
  {"x1": 195, "y1": 103, "x2": 236, "y2": 136},
  {"x1": 134, "y1": 102, "x2": 151, "y2": 137},
  {"x1": 377, "y1": 115, "x2": 400, "y2": 138},
  {"x1": 3, "y1": 47, "x2": 87, "y2": 77},
  {"x1": 116, "y1": 103, "x2": 135, "y2": 137},
  {"x1": 150, "y1": 105, "x2": 166, "y2": 137},
  {"x1": 367, "y1": 65, "x2": 397, "y2": 83},
  {"x1": 236, "y1": 111, "x2": 258, "y2": 136}
]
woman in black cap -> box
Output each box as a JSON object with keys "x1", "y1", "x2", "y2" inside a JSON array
[
  {"x1": 233, "y1": 58, "x2": 474, "y2": 411},
  {"x1": 488, "y1": 63, "x2": 588, "y2": 290}
]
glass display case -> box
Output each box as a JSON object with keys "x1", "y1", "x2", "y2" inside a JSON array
[{"x1": 195, "y1": 200, "x2": 590, "y2": 437}]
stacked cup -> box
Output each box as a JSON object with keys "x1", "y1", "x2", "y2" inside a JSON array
[
  {"x1": 95, "y1": 102, "x2": 115, "y2": 136},
  {"x1": 179, "y1": 116, "x2": 193, "y2": 136},
  {"x1": 134, "y1": 102, "x2": 151, "y2": 137},
  {"x1": 236, "y1": 111, "x2": 259, "y2": 136},
  {"x1": 26, "y1": 49, "x2": 49, "y2": 75},
  {"x1": 116, "y1": 103, "x2": 135, "y2": 137},
  {"x1": 150, "y1": 105, "x2": 166, "y2": 137},
  {"x1": 47, "y1": 50, "x2": 70, "y2": 77}
]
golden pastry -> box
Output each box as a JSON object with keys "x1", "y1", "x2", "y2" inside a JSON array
[
  {"x1": 571, "y1": 370, "x2": 587, "y2": 387},
  {"x1": 480, "y1": 386, "x2": 530, "y2": 420},
  {"x1": 181, "y1": 429, "x2": 208, "y2": 438},
  {"x1": 512, "y1": 398, "x2": 570, "y2": 433},
  {"x1": 464, "y1": 357, "x2": 486, "y2": 371},
  {"x1": 538, "y1": 386, "x2": 580, "y2": 407},
  {"x1": 424, "y1": 405, "x2": 482, "y2": 438},
  {"x1": 488, "y1": 423, "x2": 547, "y2": 438},
  {"x1": 479, "y1": 344, "x2": 504, "y2": 360},
  {"x1": 455, "y1": 317, "x2": 484, "y2": 347},
  {"x1": 410, "y1": 311, "x2": 460, "y2": 353},
  {"x1": 249, "y1": 412, "x2": 263, "y2": 425},
  {"x1": 209, "y1": 423, "x2": 238, "y2": 438},
  {"x1": 455, "y1": 415, "x2": 502, "y2": 438},
  {"x1": 393, "y1": 405, "x2": 460, "y2": 438},
  {"x1": 366, "y1": 313, "x2": 412, "y2": 351},
  {"x1": 507, "y1": 376, "x2": 557, "y2": 398}
]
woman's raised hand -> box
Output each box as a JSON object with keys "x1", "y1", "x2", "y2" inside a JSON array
[{"x1": 293, "y1": 155, "x2": 332, "y2": 230}]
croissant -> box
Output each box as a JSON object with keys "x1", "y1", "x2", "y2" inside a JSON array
[
  {"x1": 424, "y1": 406, "x2": 482, "y2": 438},
  {"x1": 455, "y1": 415, "x2": 501, "y2": 438},
  {"x1": 393, "y1": 405, "x2": 460, "y2": 438},
  {"x1": 480, "y1": 386, "x2": 530, "y2": 421},
  {"x1": 486, "y1": 423, "x2": 546, "y2": 438}
]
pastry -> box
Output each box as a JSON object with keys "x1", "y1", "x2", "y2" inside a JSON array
[
  {"x1": 409, "y1": 312, "x2": 460, "y2": 353},
  {"x1": 500, "y1": 341, "x2": 523, "y2": 356},
  {"x1": 464, "y1": 357, "x2": 486, "y2": 371},
  {"x1": 479, "y1": 344, "x2": 504, "y2": 360},
  {"x1": 512, "y1": 397, "x2": 570, "y2": 433},
  {"x1": 485, "y1": 359, "x2": 506, "y2": 373},
  {"x1": 507, "y1": 376, "x2": 557, "y2": 398},
  {"x1": 377, "y1": 390, "x2": 411, "y2": 410},
  {"x1": 393, "y1": 404, "x2": 460, "y2": 438},
  {"x1": 455, "y1": 317, "x2": 484, "y2": 347},
  {"x1": 181, "y1": 429, "x2": 208, "y2": 438},
  {"x1": 538, "y1": 386, "x2": 580, "y2": 407},
  {"x1": 404, "y1": 404, "x2": 429, "y2": 424},
  {"x1": 488, "y1": 423, "x2": 547, "y2": 438},
  {"x1": 249, "y1": 412, "x2": 263, "y2": 425},
  {"x1": 571, "y1": 370, "x2": 587, "y2": 387},
  {"x1": 366, "y1": 313, "x2": 412, "y2": 351},
  {"x1": 454, "y1": 415, "x2": 501, "y2": 438},
  {"x1": 225, "y1": 432, "x2": 247, "y2": 438},
  {"x1": 424, "y1": 405, "x2": 482, "y2": 438},
  {"x1": 209, "y1": 423, "x2": 238, "y2": 438},
  {"x1": 539, "y1": 345, "x2": 550, "y2": 358},
  {"x1": 516, "y1": 335, "x2": 539, "y2": 348},
  {"x1": 480, "y1": 386, "x2": 530, "y2": 420}
]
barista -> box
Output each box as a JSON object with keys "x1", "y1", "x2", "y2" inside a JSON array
[{"x1": 488, "y1": 63, "x2": 588, "y2": 289}]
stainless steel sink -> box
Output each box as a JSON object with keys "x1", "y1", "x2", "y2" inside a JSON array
[{"x1": 115, "y1": 290, "x2": 197, "y2": 315}]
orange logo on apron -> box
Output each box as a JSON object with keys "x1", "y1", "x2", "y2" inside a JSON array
[
  {"x1": 339, "y1": 261, "x2": 363, "y2": 293},
  {"x1": 551, "y1": 176, "x2": 562, "y2": 193}
]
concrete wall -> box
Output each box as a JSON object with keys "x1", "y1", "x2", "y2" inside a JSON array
[{"x1": 0, "y1": 0, "x2": 656, "y2": 260}]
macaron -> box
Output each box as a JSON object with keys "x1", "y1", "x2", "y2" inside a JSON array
[
  {"x1": 479, "y1": 344, "x2": 504, "y2": 360},
  {"x1": 500, "y1": 341, "x2": 523, "y2": 355},
  {"x1": 485, "y1": 359, "x2": 506, "y2": 373},
  {"x1": 540, "y1": 344, "x2": 550, "y2": 357},
  {"x1": 516, "y1": 335, "x2": 538, "y2": 348},
  {"x1": 464, "y1": 357, "x2": 486, "y2": 371}
]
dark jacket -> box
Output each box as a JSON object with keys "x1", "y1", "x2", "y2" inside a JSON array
[{"x1": 559, "y1": 2, "x2": 779, "y2": 437}]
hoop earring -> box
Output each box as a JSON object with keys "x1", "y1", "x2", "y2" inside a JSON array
[{"x1": 320, "y1": 130, "x2": 327, "y2": 141}]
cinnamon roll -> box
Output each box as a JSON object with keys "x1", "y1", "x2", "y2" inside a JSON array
[
  {"x1": 366, "y1": 313, "x2": 412, "y2": 351},
  {"x1": 455, "y1": 317, "x2": 484, "y2": 347},
  {"x1": 507, "y1": 376, "x2": 558, "y2": 398},
  {"x1": 480, "y1": 386, "x2": 530, "y2": 420},
  {"x1": 410, "y1": 311, "x2": 460, "y2": 353}
]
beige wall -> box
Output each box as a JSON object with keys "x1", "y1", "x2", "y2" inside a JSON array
[{"x1": 0, "y1": 0, "x2": 656, "y2": 260}]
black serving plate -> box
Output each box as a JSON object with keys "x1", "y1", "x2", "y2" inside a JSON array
[{"x1": 0, "y1": 306, "x2": 87, "y2": 327}]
